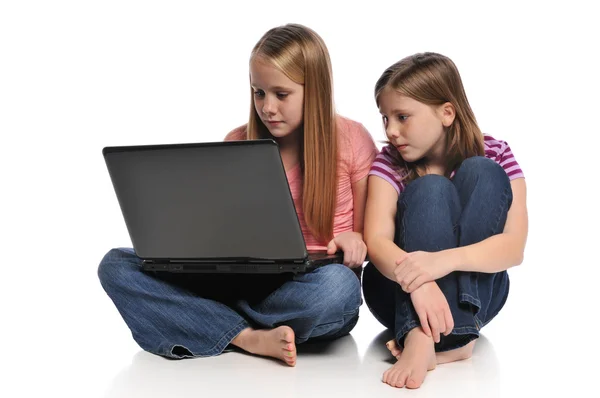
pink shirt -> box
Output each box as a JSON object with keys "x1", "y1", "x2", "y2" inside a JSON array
[
  {"x1": 225, "y1": 116, "x2": 378, "y2": 250},
  {"x1": 369, "y1": 134, "x2": 525, "y2": 195}
]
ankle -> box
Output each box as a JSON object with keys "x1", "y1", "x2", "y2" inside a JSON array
[
  {"x1": 458, "y1": 341, "x2": 475, "y2": 359},
  {"x1": 231, "y1": 327, "x2": 254, "y2": 348},
  {"x1": 405, "y1": 327, "x2": 434, "y2": 345}
]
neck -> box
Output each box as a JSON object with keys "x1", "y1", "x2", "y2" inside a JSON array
[
  {"x1": 424, "y1": 162, "x2": 445, "y2": 176},
  {"x1": 424, "y1": 132, "x2": 447, "y2": 175}
]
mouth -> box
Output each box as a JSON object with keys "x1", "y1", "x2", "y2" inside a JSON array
[
  {"x1": 266, "y1": 120, "x2": 282, "y2": 125},
  {"x1": 395, "y1": 144, "x2": 408, "y2": 150}
]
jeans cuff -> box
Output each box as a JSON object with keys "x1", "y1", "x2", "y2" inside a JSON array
[
  {"x1": 394, "y1": 320, "x2": 419, "y2": 348},
  {"x1": 168, "y1": 320, "x2": 251, "y2": 358},
  {"x1": 435, "y1": 326, "x2": 480, "y2": 353}
]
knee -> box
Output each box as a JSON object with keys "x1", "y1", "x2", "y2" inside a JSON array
[
  {"x1": 458, "y1": 156, "x2": 508, "y2": 183},
  {"x1": 400, "y1": 175, "x2": 460, "y2": 224},
  {"x1": 98, "y1": 248, "x2": 139, "y2": 290},
  {"x1": 403, "y1": 174, "x2": 457, "y2": 206},
  {"x1": 312, "y1": 264, "x2": 361, "y2": 312}
]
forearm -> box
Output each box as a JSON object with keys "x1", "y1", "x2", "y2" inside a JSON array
[
  {"x1": 445, "y1": 234, "x2": 525, "y2": 274},
  {"x1": 365, "y1": 236, "x2": 406, "y2": 281}
]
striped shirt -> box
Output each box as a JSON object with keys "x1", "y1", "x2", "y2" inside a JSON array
[{"x1": 369, "y1": 135, "x2": 525, "y2": 195}]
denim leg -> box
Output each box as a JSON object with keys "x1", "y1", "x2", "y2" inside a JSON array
[
  {"x1": 235, "y1": 264, "x2": 362, "y2": 343},
  {"x1": 363, "y1": 175, "x2": 467, "y2": 350},
  {"x1": 452, "y1": 156, "x2": 513, "y2": 328},
  {"x1": 98, "y1": 248, "x2": 250, "y2": 359},
  {"x1": 362, "y1": 262, "x2": 396, "y2": 330},
  {"x1": 394, "y1": 175, "x2": 477, "y2": 351},
  {"x1": 364, "y1": 161, "x2": 513, "y2": 352}
]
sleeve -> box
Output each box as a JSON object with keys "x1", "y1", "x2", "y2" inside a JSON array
[
  {"x1": 368, "y1": 146, "x2": 405, "y2": 195},
  {"x1": 488, "y1": 138, "x2": 525, "y2": 180},
  {"x1": 350, "y1": 123, "x2": 378, "y2": 184}
]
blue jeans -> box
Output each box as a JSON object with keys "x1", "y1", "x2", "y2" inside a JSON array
[
  {"x1": 98, "y1": 250, "x2": 361, "y2": 359},
  {"x1": 363, "y1": 157, "x2": 513, "y2": 352}
]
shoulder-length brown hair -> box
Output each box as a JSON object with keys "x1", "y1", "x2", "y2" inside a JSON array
[
  {"x1": 246, "y1": 24, "x2": 338, "y2": 243},
  {"x1": 375, "y1": 52, "x2": 484, "y2": 183}
]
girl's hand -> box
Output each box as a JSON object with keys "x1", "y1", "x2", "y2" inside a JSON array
[
  {"x1": 410, "y1": 282, "x2": 454, "y2": 343},
  {"x1": 326, "y1": 232, "x2": 367, "y2": 268},
  {"x1": 394, "y1": 251, "x2": 452, "y2": 293}
]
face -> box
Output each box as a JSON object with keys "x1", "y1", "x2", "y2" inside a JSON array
[
  {"x1": 250, "y1": 59, "x2": 304, "y2": 140},
  {"x1": 378, "y1": 87, "x2": 454, "y2": 165}
]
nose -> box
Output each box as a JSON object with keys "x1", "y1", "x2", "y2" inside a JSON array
[
  {"x1": 262, "y1": 95, "x2": 276, "y2": 116},
  {"x1": 386, "y1": 123, "x2": 400, "y2": 139}
]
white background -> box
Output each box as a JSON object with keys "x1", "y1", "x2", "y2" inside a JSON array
[{"x1": 1, "y1": 1, "x2": 599, "y2": 397}]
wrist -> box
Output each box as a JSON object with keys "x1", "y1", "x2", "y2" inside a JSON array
[
  {"x1": 351, "y1": 231, "x2": 364, "y2": 241},
  {"x1": 445, "y1": 247, "x2": 465, "y2": 273},
  {"x1": 411, "y1": 280, "x2": 435, "y2": 296}
]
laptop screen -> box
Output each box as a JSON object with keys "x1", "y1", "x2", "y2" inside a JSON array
[{"x1": 103, "y1": 140, "x2": 309, "y2": 261}]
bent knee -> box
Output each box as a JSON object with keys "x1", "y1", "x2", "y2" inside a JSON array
[
  {"x1": 314, "y1": 264, "x2": 361, "y2": 309},
  {"x1": 317, "y1": 263, "x2": 360, "y2": 289},
  {"x1": 403, "y1": 174, "x2": 456, "y2": 204},
  {"x1": 97, "y1": 248, "x2": 140, "y2": 287},
  {"x1": 459, "y1": 156, "x2": 506, "y2": 180}
]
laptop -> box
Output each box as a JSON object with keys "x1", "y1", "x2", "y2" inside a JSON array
[{"x1": 102, "y1": 139, "x2": 343, "y2": 274}]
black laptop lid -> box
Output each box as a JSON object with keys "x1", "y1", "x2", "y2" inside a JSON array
[{"x1": 103, "y1": 140, "x2": 309, "y2": 261}]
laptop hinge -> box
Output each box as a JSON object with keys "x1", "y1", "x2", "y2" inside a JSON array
[{"x1": 146, "y1": 259, "x2": 281, "y2": 264}]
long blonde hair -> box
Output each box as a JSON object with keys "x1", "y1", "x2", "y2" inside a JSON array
[
  {"x1": 375, "y1": 52, "x2": 484, "y2": 183},
  {"x1": 247, "y1": 24, "x2": 338, "y2": 243}
]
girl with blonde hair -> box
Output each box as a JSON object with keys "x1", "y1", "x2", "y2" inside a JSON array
[{"x1": 99, "y1": 23, "x2": 377, "y2": 366}]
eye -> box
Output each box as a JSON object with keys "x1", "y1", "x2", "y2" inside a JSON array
[
  {"x1": 397, "y1": 114, "x2": 408, "y2": 122},
  {"x1": 276, "y1": 92, "x2": 289, "y2": 99},
  {"x1": 381, "y1": 115, "x2": 388, "y2": 127},
  {"x1": 253, "y1": 89, "x2": 265, "y2": 98}
]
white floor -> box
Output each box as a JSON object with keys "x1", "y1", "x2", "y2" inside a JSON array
[
  {"x1": 6, "y1": 254, "x2": 598, "y2": 398},
  {"x1": 99, "y1": 303, "x2": 511, "y2": 398}
]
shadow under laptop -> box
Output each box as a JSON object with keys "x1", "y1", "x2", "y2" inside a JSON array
[
  {"x1": 104, "y1": 333, "x2": 361, "y2": 398},
  {"x1": 361, "y1": 329, "x2": 502, "y2": 397}
]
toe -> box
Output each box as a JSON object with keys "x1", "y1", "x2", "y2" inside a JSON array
[
  {"x1": 282, "y1": 327, "x2": 295, "y2": 343},
  {"x1": 405, "y1": 368, "x2": 426, "y2": 389},
  {"x1": 382, "y1": 369, "x2": 390, "y2": 384},
  {"x1": 393, "y1": 370, "x2": 410, "y2": 388},
  {"x1": 406, "y1": 377, "x2": 422, "y2": 389}
]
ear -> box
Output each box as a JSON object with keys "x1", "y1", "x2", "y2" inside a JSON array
[{"x1": 438, "y1": 102, "x2": 456, "y2": 127}]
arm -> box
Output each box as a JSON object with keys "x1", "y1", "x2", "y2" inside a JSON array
[
  {"x1": 444, "y1": 178, "x2": 528, "y2": 273},
  {"x1": 325, "y1": 121, "x2": 377, "y2": 267},
  {"x1": 326, "y1": 175, "x2": 369, "y2": 267},
  {"x1": 351, "y1": 175, "x2": 368, "y2": 239},
  {"x1": 364, "y1": 175, "x2": 454, "y2": 341},
  {"x1": 363, "y1": 175, "x2": 407, "y2": 281},
  {"x1": 397, "y1": 178, "x2": 529, "y2": 293}
]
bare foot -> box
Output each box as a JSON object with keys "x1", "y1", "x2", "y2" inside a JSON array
[
  {"x1": 231, "y1": 326, "x2": 296, "y2": 366},
  {"x1": 386, "y1": 338, "x2": 475, "y2": 364},
  {"x1": 382, "y1": 328, "x2": 436, "y2": 389}
]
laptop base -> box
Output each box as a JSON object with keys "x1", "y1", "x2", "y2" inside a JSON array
[
  {"x1": 142, "y1": 252, "x2": 344, "y2": 274},
  {"x1": 143, "y1": 262, "x2": 308, "y2": 274}
]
